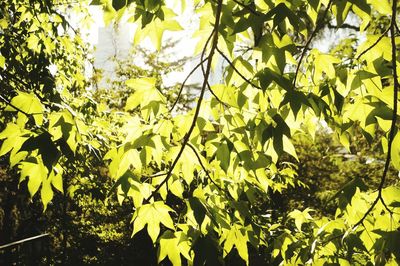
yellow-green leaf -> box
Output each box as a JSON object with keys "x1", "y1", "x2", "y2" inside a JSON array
[
  {"x1": 6, "y1": 92, "x2": 44, "y2": 125},
  {"x1": 41, "y1": 179, "x2": 54, "y2": 211},
  {"x1": 313, "y1": 52, "x2": 341, "y2": 81},
  {"x1": 19, "y1": 162, "x2": 48, "y2": 197},
  {"x1": 391, "y1": 132, "x2": 400, "y2": 170},
  {"x1": 133, "y1": 8, "x2": 183, "y2": 50},
  {"x1": 158, "y1": 231, "x2": 182, "y2": 266},
  {"x1": 282, "y1": 135, "x2": 298, "y2": 161},
  {"x1": 0, "y1": 55, "x2": 5, "y2": 68},
  {"x1": 131, "y1": 201, "x2": 175, "y2": 243},
  {"x1": 223, "y1": 224, "x2": 249, "y2": 264}
]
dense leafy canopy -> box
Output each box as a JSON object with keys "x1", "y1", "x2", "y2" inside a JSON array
[{"x1": 1, "y1": 0, "x2": 400, "y2": 265}]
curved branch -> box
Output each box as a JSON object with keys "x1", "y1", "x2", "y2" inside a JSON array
[
  {"x1": 169, "y1": 57, "x2": 208, "y2": 112},
  {"x1": 0, "y1": 95, "x2": 43, "y2": 117},
  {"x1": 327, "y1": 22, "x2": 359, "y2": 31},
  {"x1": 232, "y1": 0, "x2": 260, "y2": 16},
  {"x1": 186, "y1": 143, "x2": 226, "y2": 193},
  {"x1": 352, "y1": 0, "x2": 398, "y2": 229},
  {"x1": 356, "y1": 27, "x2": 390, "y2": 61},
  {"x1": 216, "y1": 46, "x2": 262, "y2": 90},
  {"x1": 293, "y1": 0, "x2": 333, "y2": 88},
  {"x1": 207, "y1": 82, "x2": 231, "y2": 108},
  {"x1": 144, "y1": 0, "x2": 224, "y2": 203}
]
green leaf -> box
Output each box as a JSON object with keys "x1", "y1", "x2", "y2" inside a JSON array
[
  {"x1": 125, "y1": 77, "x2": 165, "y2": 112},
  {"x1": 265, "y1": 3, "x2": 304, "y2": 31},
  {"x1": 133, "y1": 7, "x2": 183, "y2": 50},
  {"x1": 102, "y1": 0, "x2": 117, "y2": 25},
  {"x1": 131, "y1": 201, "x2": 175, "y2": 243},
  {"x1": 232, "y1": 17, "x2": 251, "y2": 34},
  {"x1": 192, "y1": 235, "x2": 220, "y2": 266},
  {"x1": 21, "y1": 132, "x2": 61, "y2": 171},
  {"x1": 27, "y1": 34, "x2": 41, "y2": 53},
  {"x1": 211, "y1": 84, "x2": 239, "y2": 108},
  {"x1": 188, "y1": 197, "x2": 207, "y2": 226},
  {"x1": 382, "y1": 186, "x2": 400, "y2": 207},
  {"x1": 223, "y1": 224, "x2": 249, "y2": 264},
  {"x1": 6, "y1": 92, "x2": 44, "y2": 125},
  {"x1": 170, "y1": 178, "x2": 184, "y2": 198},
  {"x1": 0, "y1": 136, "x2": 27, "y2": 157},
  {"x1": 158, "y1": 230, "x2": 189, "y2": 266},
  {"x1": 288, "y1": 208, "x2": 313, "y2": 232},
  {"x1": 216, "y1": 141, "x2": 231, "y2": 172},
  {"x1": 332, "y1": 1, "x2": 352, "y2": 27},
  {"x1": 0, "y1": 55, "x2": 5, "y2": 68},
  {"x1": 257, "y1": 68, "x2": 291, "y2": 91},
  {"x1": 50, "y1": 170, "x2": 64, "y2": 193},
  {"x1": 112, "y1": 0, "x2": 127, "y2": 11},
  {"x1": 19, "y1": 161, "x2": 48, "y2": 197},
  {"x1": 369, "y1": 0, "x2": 391, "y2": 15},
  {"x1": 0, "y1": 123, "x2": 22, "y2": 139},
  {"x1": 126, "y1": 77, "x2": 157, "y2": 91},
  {"x1": 272, "y1": 232, "x2": 294, "y2": 260},
  {"x1": 282, "y1": 134, "x2": 298, "y2": 161},
  {"x1": 313, "y1": 51, "x2": 341, "y2": 81},
  {"x1": 391, "y1": 132, "x2": 400, "y2": 170},
  {"x1": 41, "y1": 179, "x2": 53, "y2": 211}
]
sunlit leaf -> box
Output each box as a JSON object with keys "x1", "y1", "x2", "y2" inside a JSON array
[
  {"x1": 131, "y1": 201, "x2": 175, "y2": 243},
  {"x1": 6, "y1": 92, "x2": 44, "y2": 125}
]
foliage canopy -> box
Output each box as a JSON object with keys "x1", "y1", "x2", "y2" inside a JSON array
[{"x1": 1, "y1": 0, "x2": 400, "y2": 265}]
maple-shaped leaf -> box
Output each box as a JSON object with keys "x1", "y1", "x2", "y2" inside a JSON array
[{"x1": 131, "y1": 201, "x2": 175, "y2": 243}]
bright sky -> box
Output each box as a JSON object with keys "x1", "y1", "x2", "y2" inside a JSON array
[
  {"x1": 79, "y1": 2, "x2": 361, "y2": 91},
  {"x1": 85, "y1": 1, "x2": 205, "y2": 89}
]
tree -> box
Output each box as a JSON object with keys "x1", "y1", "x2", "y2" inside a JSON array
[{"x1": 1, "y1": 0, "x2": 400, "y2": 265}]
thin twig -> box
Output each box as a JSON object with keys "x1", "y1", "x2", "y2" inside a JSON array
[
  {"x1": 148, "y1": 172, "x2": 168, "y2": 178},
  {"x1": 216, "y1": 46, "x2": 262, "y2": 90},
  {"x1": 207, "y1": 82, "x2": 231, "y2": 108},
  {"x1": 327, "y1": 22, "x2": 359, "y2": 31},
  {"x1": 144, "y1": 0, "x2": 224, "y2": 203},
  {"x1": 53, "y1": 1, "x2": 82, "y2": 6},
  {"x1": 356, "y1": 27, "x2": 390, "y2": 61},
  {"x1": 186, "y1": 143, "x2": 226, "y2": 194},
  {"x1": 352, "y1": 0, "x2": 398, "y2": 229},
  {"x1": 293, "y1": 0, "x2": 333, "y2": 88},
  {"x1": 169, "y1": 57, "x2": 208, "y2": 112},
  {"x1": 199, "y1": 30, "x2": 215, "y2": 81},
  {"x1": 232, "y1": 0, "x2": 260, "y2": 16},
  {"x1": 0, "y1": 95, "x2": 43, "y2": 117}
]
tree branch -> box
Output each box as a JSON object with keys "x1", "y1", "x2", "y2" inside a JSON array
[
  {"x1": 216, "y1": 46, "x2": 262, "y2": 90},
  {"x1": 293, "y1": 0, "x2": 333, "y2": 88},
  {"x1": 327, "y1": 22, "x2": 360, "y2": 31},
  {"x1": 186, "y1": 143, "x2": 227, "y2": 194},
  {"x1": 144, "y1": 0, "x2": 224, "y2": 203},
  {"x1": 0, "y1": 95, "x2": 43, "y2": 117},
  {"x1": 356, "y1": 27, "x2": 390, "y2": 61},
  {"x1": 232, "y1": 0, "x2": 260, "y2": 16},
  {"x1": 169, "y1": 57, "x2": 208, "y2": 112},
  {"x1": 207, "y1": 82, "x2": 230, "y2": 108},
  {"x1": 352, "y1": 0, "x2": 398, "y2": 229}
]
